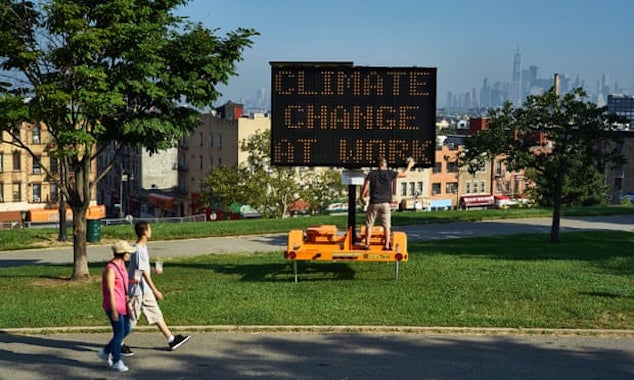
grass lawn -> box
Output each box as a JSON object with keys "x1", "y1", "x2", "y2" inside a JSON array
[
  {"x1": 0, "y1": 231, "x2": 632, "y2": 330},
  {"x1": 2, "y1": 205, "x2": 634, "y2": 251}
]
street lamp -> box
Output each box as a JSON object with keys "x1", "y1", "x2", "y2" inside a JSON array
[{"x1": 119, "y1": 171, "x2": 128, "y2": 218}]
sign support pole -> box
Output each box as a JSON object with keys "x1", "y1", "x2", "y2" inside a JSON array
[{"x1": 347, "y1": 184, "x2": 358, "y2": 242}]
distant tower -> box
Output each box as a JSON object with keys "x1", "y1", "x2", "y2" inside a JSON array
[
  {"x1": 256, "y1": 88, "x2": 266, "y2": 107},
  {"x1": 601, "y1": 74, "x2": 610, "y2": 101},
  {"x1": 508, "y1": 47, "x2": 522, "y2": 106},
  {"x1": 512, "y1": 48, "x2": 521, "y2": 83},
  {"x1": 528, "y1": 66, "x2": 538, "y2": 85}
]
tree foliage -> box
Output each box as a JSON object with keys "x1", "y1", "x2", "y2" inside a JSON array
[
  {"x1": 200, "y1": 129, "x2": 346, "y2": 218},
  {"x1": 297, "y1": 169, "x2": 346, "y2": 214},
  {"x1": 242, "y1": 129, "x2": 297, "y2": 218},
  {"x1": 462, "y1": 87, "x2": 625, "y2": 243},
  {"x1": 200, "y1": 165, "x2": 248, "y2": 212},
  {"x1": 0, "y1": 0, "x2": 257, "y2": 279}
]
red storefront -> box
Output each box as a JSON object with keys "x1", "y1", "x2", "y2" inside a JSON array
[{"x1": 459, "y1": 195, "x2": 495, "y2": 209}]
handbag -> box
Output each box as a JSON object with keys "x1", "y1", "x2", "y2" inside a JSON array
[
  {"x1": 127, "y1": 294, "x2": 142, "y2": 320},
  {"x1": 113, "y1": 261, "x2": 137, "y2": 319}
]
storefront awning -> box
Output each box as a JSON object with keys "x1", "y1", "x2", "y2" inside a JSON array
[
  {"x1": 148, "y1": 193, "x2": 178, "y2": 211},
  {"x1": 431, "y1": 199, "x2": 453, "y2": 208},
  {"x1": 460, "y1": 195, "x2": 495, "y2": 207}
]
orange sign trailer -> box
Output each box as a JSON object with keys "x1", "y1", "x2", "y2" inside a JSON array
[{"x1": 284, "y1": 224, "x2": 408, "y2": 282}]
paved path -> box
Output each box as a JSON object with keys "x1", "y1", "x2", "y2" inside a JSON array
[
  {"x1": 2, "y1": 330, "x2": 633, "y2": 379},
  {"x1": 1, "y1": 214, "x2": 634, "y2": 267},
  {"x1": 1, "y1": 215, "x2": 633, "y2": 379}
]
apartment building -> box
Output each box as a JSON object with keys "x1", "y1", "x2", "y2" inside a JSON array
[
  {"x1": 0, "y1": 122, "x2": 97, "y2": 225},
  {"x1": 97, "y1": 143, "x2": 179, "y2": 218},
  {"x1": 97, "y1": 102, "x2": 277, "y2": 219},
  {"x1": 180, "y1": 102, "x2": 270, "y2": 216},
  {"x1": 0, "y1": 122, "x2": 56, "y2": 213},
  {"x1": 604, "y1": 131, "x2": 634, "y2": 202},
  {"x1": 608, "y1": 94, "x2": 634, "y2": 129}
]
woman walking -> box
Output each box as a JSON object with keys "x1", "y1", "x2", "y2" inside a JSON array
[{"x1": 97, "y1": 240, "x2": 136, "y2": 372}]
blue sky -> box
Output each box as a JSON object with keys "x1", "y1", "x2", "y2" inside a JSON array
[{"x1": 178, "y1": 0, "x2": 634, "y2": 106}]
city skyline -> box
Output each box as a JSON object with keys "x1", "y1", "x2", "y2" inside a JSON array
[{"x1": 178, "y1": 0, "x2": 634, "y2": 109}]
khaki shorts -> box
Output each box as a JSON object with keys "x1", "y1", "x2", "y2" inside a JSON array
[
  {"x1": 365, "y1": 202, "x2": 392, "y2": 230},
  {"x1": 129, "y1": 290, "x2": 164, "y2": 327}
]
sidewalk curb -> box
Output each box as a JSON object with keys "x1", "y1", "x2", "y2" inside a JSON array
[{"x1": 2, "y1": 325, "x2": 633, "y2": 337}]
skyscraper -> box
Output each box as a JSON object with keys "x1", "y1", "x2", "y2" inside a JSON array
[
  {"x1": 512, "y1": 49, "x2": 521, "y2": 83},
  {"x1": 508, "y1": 48, "x2": 522, "y2": 106}
]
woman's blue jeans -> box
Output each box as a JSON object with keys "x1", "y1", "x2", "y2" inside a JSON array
[{"x1": 103, "y1": 310, "x2": 131, "y2": 363}]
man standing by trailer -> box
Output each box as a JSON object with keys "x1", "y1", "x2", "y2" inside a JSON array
[{"x1": 360, "y1": 156, "x2": 415, "y2": 250}]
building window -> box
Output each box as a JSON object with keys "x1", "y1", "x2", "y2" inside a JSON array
[
  {"x1": 199, "y1": 132, "x2": 203, "y2": 147},
  {"x1": 400, "y1": 182, "x2": 407, "y2": 197},
  {"x1": 446, "y1": 182, "x2": 458, "y2": 194},
  {"x1": 432, "y1": 162, "x2": 441, "y2": 173},
  {"x1": 199, "y1": 155, "x2": 203, "y2": 169},
  {"x1": 50, "y1": 183, "x2": 58, "y2": 204},
  {"x1": 0, "y1": 152, "x2": 3, "y2": 172},
  {"x1": 614, "y1": 177, "x2": 623, "y2": 191},
  {"x1": 50, "y1": 157, "x2": 58, "y2": 174},
  {"x1": 12, "y1": 151, "x2": 20, "y2": 171},
  {"x1": 12, "y1": 183, "x2": 21, "y2": 202},
  {"x1": 480, "y1": 181, "x2": 486, "y2": 193},
  {"x1": 32, "y1": 156, "x2": 41, "y2": 174},
  {"x1": 416, "y1": 182, "x2": 423, "y2": 197},
  {"x1": 11, "y1": 127, "x2": 20, "y2": 142},
  {"x1": 217, "y1": 134, "x2": 222, "y2": 149},
  {"x1": 495, "y1": 161, "x2": 503, "y2": 176},
  {"x1": 0, "y1": 183, "x2": 4, "y2": 202},
  {"x1": 32, "y1": 183, "x2": 42, "y2": 203},
  {"x1": 466, "y1": 182, "x2": 471, "y2": 194},
  {"x1": 408, "y1": 182, "x2": 415, "y2": 196},
  {"x1": 432, "y1": 183, "x2": 441, "y2": 195},
  {"x1": 473, "y1": 181, "x2": 479, "y2": 193},
  {"x1": 446, "y1": 161, "x2": 458, "y2": 173},
  {"x1": 32, "y1": 125, "x2": 41, "y2": 144}
]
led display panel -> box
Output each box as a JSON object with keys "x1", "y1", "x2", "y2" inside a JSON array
[{"x1": 270, "y1": 62, "x2": 436, "y2": 168}]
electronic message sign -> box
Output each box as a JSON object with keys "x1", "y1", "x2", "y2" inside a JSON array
[{"x1": 270, "y1": 62, "x2": 436, "y2": 168}]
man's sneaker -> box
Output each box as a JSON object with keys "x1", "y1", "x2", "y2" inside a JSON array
[
  {"x1": 97, "y1": 348, "x2": 112, "y2": 367},
  {"x1": 110, "y1": 360, "x2": 129, "y2": 372},
  {"x1": 121, "y1": 343, "x2": 134, "y2": 357},
  {"x1": 168, "y1": 334, "x2": 191, "y2": 350}
]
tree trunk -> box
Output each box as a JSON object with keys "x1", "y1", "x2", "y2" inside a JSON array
[
  {"x1": 70, "y1": 205, "x2": 91, "y2": 280},
  {"x1": 69, "y1": 155, "x2": 93, "y2": 281},
  {"x1": 549, "y1": 174, "x2": 563, "y2": 244},
  {"x1": 57, "y1": 194, "x2": 68, "y2": 242}
]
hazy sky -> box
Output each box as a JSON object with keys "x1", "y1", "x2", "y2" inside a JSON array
[{"x1": 178, "y1": 0, "x2": 634, "y2": 106}]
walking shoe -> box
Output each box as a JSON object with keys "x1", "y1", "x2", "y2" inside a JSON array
[
  {"x1": 97, "y1": 348, "x2": 112, "y2": 367},
  {"x1": 168, "y1": 334, "x2": 191, "y2": 350},
  {"x1": 120, "y1": 343, "x2": 134, "y2": 357},
  {"x1": 110, "y1": 360, "x2": 129, "y2": 372}
]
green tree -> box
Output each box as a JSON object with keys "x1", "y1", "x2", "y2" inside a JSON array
[
  {"x1": 462, "y1": 87, "x2": 624, "y2": 243},
  {"x1": 529, "y1": 158, "x2": 608, "y2": 207},
  {"x1": 201, "y1": 129, "x2": 344, "y2": 219},
  {"x1": 239, "y1": 129, "x2": 299, "y2": 218},
  {"x1": 298, "y1": 169, "x2": 346, "y2": 214},
  {"x1": 0, "y1": 0, "x2": 257, "y2": 279},
  {"x1": 200, "y1": 165, "x2": 242, "y2": 211}
]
